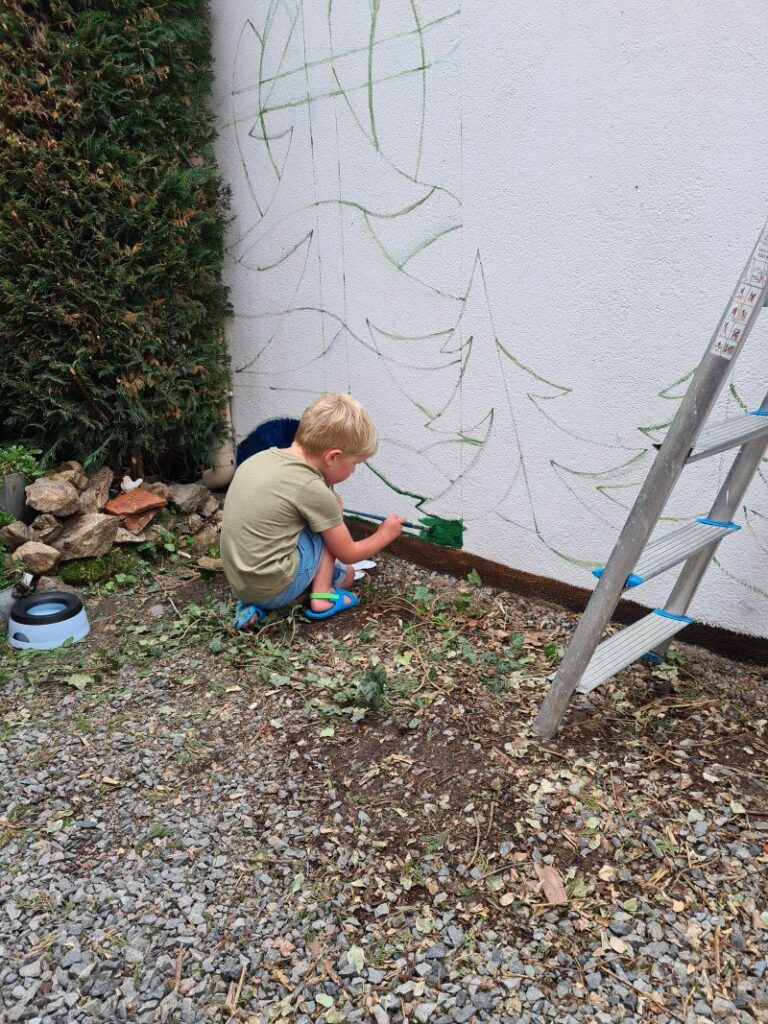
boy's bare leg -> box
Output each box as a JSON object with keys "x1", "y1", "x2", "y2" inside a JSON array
[{"x1": 309, "y1": 544, "x2": 355, "y2": 614}]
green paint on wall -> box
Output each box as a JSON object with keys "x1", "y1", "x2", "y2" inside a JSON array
[{"x1": 418, "y1": 516, "x2": 464, "y2": 549}]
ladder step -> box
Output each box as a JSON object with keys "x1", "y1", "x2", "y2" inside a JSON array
[
  {"x1": 593, "y1": 517, "x2": 740, "y2": 588},
  {"x1": 576, "y1": 610, "x2": 694, "y2": 695},
  {"x1": 654, "y1": 410, "x2": 768, "y2": 463}
]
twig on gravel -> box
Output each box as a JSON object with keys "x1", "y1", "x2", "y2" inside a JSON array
[
  {"x1": 646, "y1": 746, "x2": 686, "y2": 770},
  {"x1": 323, "y1": 958, "x2": 341, "y2": 984},
  {"x1": 608, "y1": 773, "x2": 632, "y2": 830},
  {"x1": 681, "y1": 988, "x2": 695, "y2": 1018},
  {"x1": 466, "y1": 863, "x2": 510, "y2": 885},
  {"x1": 535, "y1": 744, "x2": 574, "y2": 764},
  {"x1": 484, "y1": 800, "x2": 497, "y2": 840},
  {"x1": 25, "y1": 931, "x2": 61, "y2": 957},
  {"x1": 399, "y1": 638, "x2": 429, "y2": 673},
  {"x1": 436, "y1": 771, "x2": 462, "y2": 787},
  {"x1": 224, "y1": 964, "x2": 247, "y2": 1014},
  {"x1": 669, "y1": 858, "x2": 716, "y2": 895},
  {"x1": 695, "y1": 730, "x2": 768, "y2": 751},
  {"x1": 173, "y1": 945, "x2": 183, "y2": 991},
  {"x1": 155, "y1": 576, "x2": 202, "y2": 594},
  {"x1": 468, "y1": 811, "x2": 482, "y2": 867},
  {"x1": 599, "y1": 965, "x2": 688, "y2": 1024},
  {"x1": 249, "y1": 615, "x2": 292, "y2": 642}
]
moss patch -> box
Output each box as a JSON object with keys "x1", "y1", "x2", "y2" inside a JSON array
[{"x1": 59, "y1": 548, "x2": 143, "y2": 586}]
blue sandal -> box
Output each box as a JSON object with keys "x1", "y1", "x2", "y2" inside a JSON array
[
  {"x1": 304, "y1": 589, "x2": 360, "y2": 620},
  {"x1": 233, "y1": 600, "x2": 266, "y2": 630}
]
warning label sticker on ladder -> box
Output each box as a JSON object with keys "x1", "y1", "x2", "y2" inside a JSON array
[{"x1": 711, "y1": 235, "x2": 768, "y2": 360}]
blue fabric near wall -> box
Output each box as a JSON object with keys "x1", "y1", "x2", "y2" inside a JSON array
[{"x1": 236, "y1": 417, "x2": 300, "y2": 465}]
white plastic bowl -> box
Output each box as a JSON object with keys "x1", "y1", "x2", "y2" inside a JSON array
[{"x1": 8, "y1": 591, "x2": 89, "y2": 650}]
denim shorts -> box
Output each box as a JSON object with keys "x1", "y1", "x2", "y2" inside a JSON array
[{"x1": 258, "y1": 528, "x2": 346, "y2": 610}]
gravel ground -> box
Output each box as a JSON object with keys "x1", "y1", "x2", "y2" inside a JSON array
[{"x1": 1, "y1": 553, "x2": 767, "y2": 1024}]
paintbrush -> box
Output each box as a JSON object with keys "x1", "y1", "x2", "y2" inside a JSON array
[
  {"x1": 343, "y1": 509, "x2": 465, "y2": 548},
  {"x1": 344, "y1": 508, "x2": 420, "y2": 534}
]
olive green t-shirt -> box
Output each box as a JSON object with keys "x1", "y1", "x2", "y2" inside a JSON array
[{"x1": 220, "y1": 448, "x2": 342, "y2": 602}]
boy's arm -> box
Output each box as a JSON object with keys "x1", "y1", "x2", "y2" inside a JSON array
[{"x1": 321, "y1": 514, "x2": 405, "y2": 564}]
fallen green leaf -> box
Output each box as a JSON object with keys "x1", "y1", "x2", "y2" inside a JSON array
[
  {"x1": 347, "y1": 944, "x2": 365, "y2": 971},
  {"x1": 64, "y1": 673, "x2": 92, "y2": 690}
]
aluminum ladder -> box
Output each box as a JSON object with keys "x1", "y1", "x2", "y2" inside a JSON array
[{"x1": 533, "y1": 219, "x2": 768, "y2": 740}]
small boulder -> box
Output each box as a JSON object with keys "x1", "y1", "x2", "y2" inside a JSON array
[
  {"x1": 11, "y1": 541, "x2": 61, "y2": 575},
  {"x1": 36, "y1": 575, "x2": 78, "y2": 594},
  {"x1": 79, "y1": 467, "x2": 114, "y2": 513},
  {"x1": 142, "y1": 481, "x2": 171, "y2": 502},
  {"x1": 0, "y1": 521, "x2": 32, "y2": 552},
  {"x1": 26, "y1": 477, "x2": 81, "y2": 516},
  {"x1": 29, "y1": 514, "x2": 63, "y2": 545},
  {"x1": 200, "y1": 494, "x2": 220, "y2": 518},
  {"x1": 53, "y1": 513, "x2": 119, "y2": 561},
  {"x1": 44, "y1": 460, "x2": 88, "y2": 491},
  {"x1": 174, "y1": 513, "x2": 204, "y2": 536},
  {"x1": 196, "y1": 555, "x2": 222, "y2": 572},
  {"x1": 144, "y1": 525, "x2": 166, "y2": 545},
  {"x1": 168, "y1": 482, "x2": 210, "y2": 514},
  {"x1": 115, "y1": 527, "x2": 146, "y2": 545},
  {"x1": 191, "y1": 524, "x2": 219, "y2": 552}
]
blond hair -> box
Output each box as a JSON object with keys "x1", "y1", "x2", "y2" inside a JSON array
[{"x1": 295, "y1": 393, "x2": 378, "y2": 458}]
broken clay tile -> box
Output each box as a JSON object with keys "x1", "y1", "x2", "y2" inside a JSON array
[
  {"x1": 120, "y1": 510, "x2": 158, "y2": 534},
  {"x1": 104, "y1": 487, "x2": 167, "y2": 517}
]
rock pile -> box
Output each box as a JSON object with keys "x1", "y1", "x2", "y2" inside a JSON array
[{"x1": 0, "y1": 463, "x2": 223, "y2": 578}]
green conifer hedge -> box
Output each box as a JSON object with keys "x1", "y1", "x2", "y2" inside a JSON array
[{"x1": 0, "y1": 0, "x2": 230, "y2": 474}]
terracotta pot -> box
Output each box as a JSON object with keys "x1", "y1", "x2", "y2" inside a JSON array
[{"x1": 201, "y1": 400, "x2": 236, "y2": 490}]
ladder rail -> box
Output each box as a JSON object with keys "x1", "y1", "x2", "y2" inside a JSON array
[{"x1": 533, "y1": 219, "x2": 768, "y2": 740}]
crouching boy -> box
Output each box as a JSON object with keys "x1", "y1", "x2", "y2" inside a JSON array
[{"x1": 221, "y1": 393, "x2": 405, "y2": 626}]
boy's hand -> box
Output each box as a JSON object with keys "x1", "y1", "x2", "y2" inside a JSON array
[{"x1": 377, "y1": 514, "x2": 406, "y2": 543}]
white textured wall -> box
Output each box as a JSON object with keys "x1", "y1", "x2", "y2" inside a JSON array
[{"x1": 210, "y1": 0, "x2": 768, "y2": 637}]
